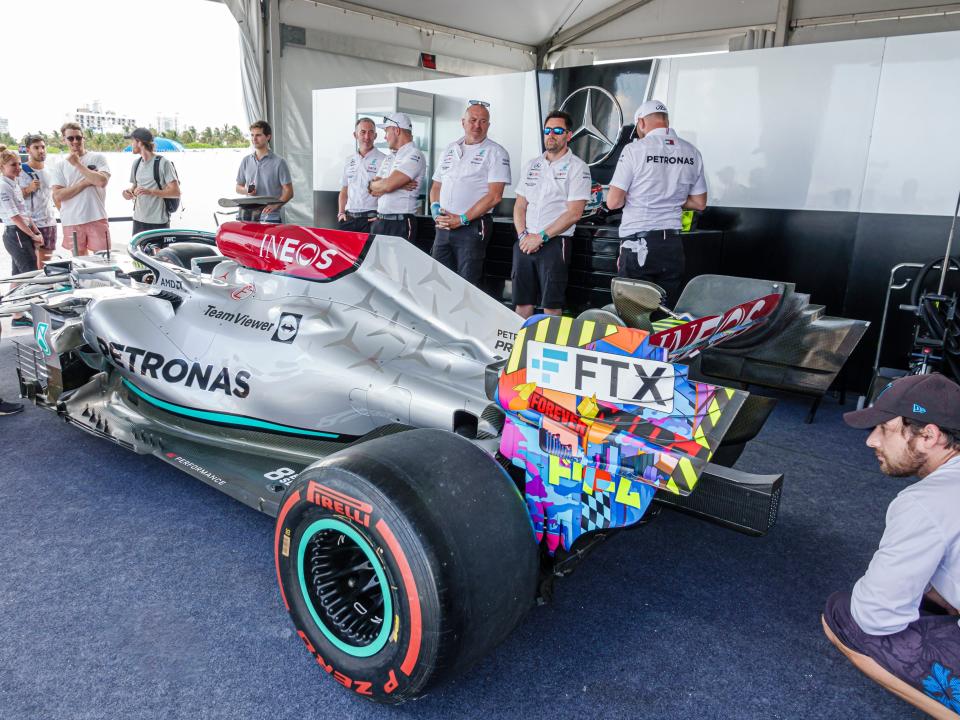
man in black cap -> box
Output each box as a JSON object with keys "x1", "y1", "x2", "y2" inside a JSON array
[
  {"x1": 823, "y1": 373, "x2": 960, "y2": 718},
  {"x1": 122, "y1": 128, "x2": 180, "y2": 234}
]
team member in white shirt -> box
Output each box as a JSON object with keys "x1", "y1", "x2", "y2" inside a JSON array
[
  {"x1": 824, "y1": 373, "x2": 960, "y2": 719},
  {"x1": 367, "y1": 113, "x2": 425, "y2": 244},
  {"x1": 336, "y1": 118, "x2": 387, "y2": 232},
  {"x1": 512, "y1": 110, "x2": 592, "y2": 318},
  {"x1": 605, "y1": 100, "x2": 706, "y2": 305},
  {"x1": 18, "y1": 134, "x2": 57, "y2": 268},
  {"x1": 430, "y1": 101, "x2": 511, "y2": 286}
]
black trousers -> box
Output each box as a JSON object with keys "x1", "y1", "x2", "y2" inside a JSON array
[
  {"x1": 616, "y1": 231, "x2": 685, "y2": 307},
  {"x1": 132, "y1": 220, "x2": 170, "y2": 235},
  {"x1": 431, "y1": 215, "x2": 493, "y2": 287},
  {"x1": 337, "y1": 213, "x2": 376, "y2": 233},
  {"x1": 370, "y1": 216, "x2": 415, "y2": 244},
  {"x1": 3, "y1": 226, "x2": 38, "y2": 275}
]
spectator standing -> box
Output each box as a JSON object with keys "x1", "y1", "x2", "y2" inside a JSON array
[
  {"x1": 235, "y1": 120, "x2": 293, "y2": 223},
  {"x1": 50, "y1": 123, "x2": 111, "y2": 256},
  {"x1": 0, "y1": 145, "x2": 43, "y2": 327},
  {"x1": 121, "y1": 128, "x2": 180, "y2": 234},
  {"x1": 18, "y1": 134, "x2": 57, "y2": 268}
]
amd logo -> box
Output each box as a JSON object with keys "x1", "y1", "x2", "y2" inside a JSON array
[{"x1": 159, "y1": 277, "x2": 184, "y2": 291}]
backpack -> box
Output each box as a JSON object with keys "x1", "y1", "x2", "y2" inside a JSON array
[{"x1": 135, "y1": 156, "x2": 181, "y2": 216}]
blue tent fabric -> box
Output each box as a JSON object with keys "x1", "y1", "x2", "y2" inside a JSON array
[{"x1": 122, "y1": 137, "x2": 185, "y2": 152}]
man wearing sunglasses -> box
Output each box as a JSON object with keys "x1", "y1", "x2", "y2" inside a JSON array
[
  {"x1": 367, "y1": 113, "x2": 425, "y2": 244},
  {"x1": 50, "y1": 123, "x2": 111, "y2": 256},
  {"x1": 429, "y1": 100, "x2": 511, "y2": 286},
  {"x1": 337, "y1": 118, "x2": 386, "y2": 232},
  {"x1": 512, "y1": 110, "x2": 592, "y2": 318},
  {"x1": 605, "y1": 100, "x2": 707, "y2": 306}
]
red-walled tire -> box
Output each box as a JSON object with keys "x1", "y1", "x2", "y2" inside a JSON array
[{"x1": 274, "y1": 428, "x2": 539, "y2": 704}]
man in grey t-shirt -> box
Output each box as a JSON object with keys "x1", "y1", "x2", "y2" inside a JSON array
[
  {"x1": 121, "y1": 128, "x2": 180, "y2": 234},
  {"x1": 235, "y1": 120, "x2": 293, "y2": 224},
  {"x1": 823, "y1": 373, "x2": 960, "y2": 718}
]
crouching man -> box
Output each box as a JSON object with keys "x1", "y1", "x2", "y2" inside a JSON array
[{"x1": 823, "y1": 373, "x2": 960, "y2": 719}]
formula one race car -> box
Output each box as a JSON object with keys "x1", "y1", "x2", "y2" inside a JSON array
[{"x1": 2, "y1": 220, "x2": 812, "y2": 703}]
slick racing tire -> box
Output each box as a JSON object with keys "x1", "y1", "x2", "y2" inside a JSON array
[{"x1": 274, "y1": 428, "x2": 539, "y2": 704}]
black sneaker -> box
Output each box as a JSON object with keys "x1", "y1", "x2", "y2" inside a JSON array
[{"x1": 0, "y1": 400, "x2": 24, "y2": 416}]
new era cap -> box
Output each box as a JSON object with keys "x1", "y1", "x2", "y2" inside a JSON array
[
  {"x1": 376, "y1": 112, "x2": 413, "y2": 131},
  {"x1": 843, "y1": 373, "x2": 960, "y2": 430},
  {"x1": 124, "y1": 127, "x2": 154, "y2": 143},
  {"x1": 634, "y1": 99, "x2": 669, "y2": 122}
]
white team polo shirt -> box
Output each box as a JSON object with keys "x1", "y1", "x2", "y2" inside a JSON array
[
  {"x1": 375, "y1": 141, "x2": 426, "y2": 215},
  {"x1": 610, "y1": 127, "x2": 706, "y2": 237},
  {"x1": 432, "y1": 136, "x2": 512, "y2": 215},
  {"x1": 515, "y1": 149, "x2": 592, "y2": 237},
  {"x1": 340, "y1": 148, "x2": 387, "y2": 212}
]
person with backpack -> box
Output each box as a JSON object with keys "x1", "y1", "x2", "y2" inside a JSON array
[{"x1": 121, "y1": 128, "x2": 180, "y2": 234}]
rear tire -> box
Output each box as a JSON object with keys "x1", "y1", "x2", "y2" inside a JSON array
[{"x1": 274, "y1": 428, "x2": 538, "y2": 703}]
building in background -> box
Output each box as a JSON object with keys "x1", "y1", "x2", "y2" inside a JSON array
[
  {"x1": 72, "y1": 101, "x2": 137, "y2": 134},
  {"x1": 156, "y1": 114, "x2": 179, "y2": 133},
  {"x1": 0, "y1": 117, "x2": 9, "y2": 135}
]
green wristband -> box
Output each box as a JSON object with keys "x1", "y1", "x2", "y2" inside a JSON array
[{"x1": 460, "y1": 213, "x2": 470, "y2": 226}]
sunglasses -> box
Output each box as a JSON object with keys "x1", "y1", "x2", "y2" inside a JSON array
[
  {"x1": 381, "y1": 117, "x2": 400, "y2": 128},
  {"x1": 468, "y1": 100, "x2": 490, "y2": 108},
  {"x1": 543, "y1": 127, "x2": 567, "y2": 135},
  {"x1": 65, "y1": 135, "x2": 84, "y2": 142}
]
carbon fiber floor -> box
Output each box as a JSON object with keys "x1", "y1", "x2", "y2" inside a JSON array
[{"x1": 0, "y1": 338, "x2": 923, "y2": 720}]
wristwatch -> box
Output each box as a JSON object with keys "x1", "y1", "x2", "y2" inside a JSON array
[
  {"x1": 459, "y1": 213, "x2": 470, "y2": 227},
  {"x1": 539, "y1": 230, "x2": 549, "y2": 243}
]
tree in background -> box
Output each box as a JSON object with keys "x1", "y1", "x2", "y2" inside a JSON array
[{"x1": 7, "y1": 125, "x2": 249, "y2": 152}]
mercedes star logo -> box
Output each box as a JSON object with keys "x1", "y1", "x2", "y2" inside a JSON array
[{"x1": 559, "y1": 85, "x2": 624, "y2": 167}]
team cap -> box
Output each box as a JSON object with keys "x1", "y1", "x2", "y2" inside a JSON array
[
  {"x1": 634, "y1": 100, "x2": 669, "y2": 122},
  {"x1": 376, "y1": 113, "x2": 413, "y2": 131}
]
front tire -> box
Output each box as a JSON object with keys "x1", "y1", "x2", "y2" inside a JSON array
[{"x1": 274, "y1": 429, "x2": 538, "y2": 703}]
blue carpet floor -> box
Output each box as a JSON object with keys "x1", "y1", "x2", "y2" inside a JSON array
[{"x1": 0, "y1": 339, "x2": 923, "y2": 719}]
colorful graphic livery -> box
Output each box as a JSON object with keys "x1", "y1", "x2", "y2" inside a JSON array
[
  {"x1": 1, "y1": 214, "x2": 853, "y2": 705},
  {"x1": 497, "y1": 315, "x2": 746, "y2": 553}
]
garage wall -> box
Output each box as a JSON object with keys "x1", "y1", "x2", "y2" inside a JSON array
[{"x1": 645, "y1": 29, "x2": 960, "y2": 387}]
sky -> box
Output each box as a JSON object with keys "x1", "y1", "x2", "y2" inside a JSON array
[{"x1": 2, "y1": 0, "x2": 247, "y2": 137}]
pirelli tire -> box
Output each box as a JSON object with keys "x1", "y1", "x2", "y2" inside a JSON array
[{"x1": 274, "y1": 428, "x2": 539, "y2": 704}]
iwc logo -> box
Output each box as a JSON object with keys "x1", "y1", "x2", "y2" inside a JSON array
[
  {"x1": 272, "y1": 312, "x2": 302, "y2": 344},
  {"x1": 558, "y1": 86, "x2": 624, "y2": 166}
]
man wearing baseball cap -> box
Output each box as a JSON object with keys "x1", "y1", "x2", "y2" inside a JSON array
[
  {"x1": 367, "y1": 112, "x2": 425, "y2": 244},
  {"x1": 823, "y1": 373, "x2": 960, "y2": 718},
  {"x1": 122, "y1": 128, "x2": 180, "y2": 234},
  {"x1": 604, "y1": 99, "x2": 707, "y2": 306}
]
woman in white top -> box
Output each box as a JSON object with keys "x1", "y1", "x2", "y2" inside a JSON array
[{"x1": 0, "y1": 145, "x2": 43, "y2": 327}]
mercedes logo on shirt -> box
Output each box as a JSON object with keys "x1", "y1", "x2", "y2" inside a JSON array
[{"x1": 559, "y1": 86, "x2": 624, "y2": 167}]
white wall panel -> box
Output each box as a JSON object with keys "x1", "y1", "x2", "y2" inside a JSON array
[
  {"x1": 860, "y1": 31, "x2": 960, "y2": 216},
  {"x1": 662, "y1": 39, "x2": 884, "y2": 211}
]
